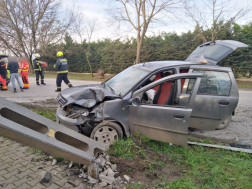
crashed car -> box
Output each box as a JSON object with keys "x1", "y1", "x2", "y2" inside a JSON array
[{"x1": 56, "y1": 40, "x2": 247, "y2": 146}]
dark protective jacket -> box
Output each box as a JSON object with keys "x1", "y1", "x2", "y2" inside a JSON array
[
  {"x1": 0, "y1": 61, "x2": 7, "y2": 75},
  {"x1": 7, "y1": 61, "x2": 19, "y2": 74},
  {"x1": 55, "y1": 56, "x2": 68, "y2": 74},
  {"x1": 33, "y1": 58, "x2": 44, "y2": 72}
]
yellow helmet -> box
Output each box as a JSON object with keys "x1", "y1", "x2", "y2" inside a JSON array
[
  {"x1": 35, "y1": 53, "x2": 40, "y2": 58},
  {"x1": 57, "y1": 51, "x2": 63, "y2": 57}
]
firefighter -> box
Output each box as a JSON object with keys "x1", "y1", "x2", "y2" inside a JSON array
[
  {"x1": 0, "y1": 58, "x2": 7, "y2": 91},
  {"x1": 54, "y1": 51, "x2": 73, "y2": 92},
  {"x1": 20, "y1": 59, "x2": 29, "y2": 89},
  {"x1": 33, "y1": 54, "x2": 46, "y2": 85}
]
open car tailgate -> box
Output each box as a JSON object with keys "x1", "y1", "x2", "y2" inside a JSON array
[{"x1": 186, "y1": 40, "x2": 248, "y2": 64}]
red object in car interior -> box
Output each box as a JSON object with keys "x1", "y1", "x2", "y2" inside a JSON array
[{"x1": 180, "y1": 69, "x2": 189, "y2": 92}]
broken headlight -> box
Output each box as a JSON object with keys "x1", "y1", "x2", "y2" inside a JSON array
[
  {"x1": 81, "y1": 109, "x2": 89, "y2": 117},
  {"x1": 85, "y1": 99, "x2": 96, "y2": 108}
]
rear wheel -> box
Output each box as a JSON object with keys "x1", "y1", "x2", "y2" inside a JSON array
[
  {"x1": 216, "y1": 115, "x2": 232, "y2": 130},
  {"x1": 90, "y1": 122, "x2": 123, "y2": 146}
]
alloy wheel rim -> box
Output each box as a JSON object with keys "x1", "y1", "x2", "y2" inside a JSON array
[{"x1": 94, "y1": 126, "x2": 118, "y2": 145}]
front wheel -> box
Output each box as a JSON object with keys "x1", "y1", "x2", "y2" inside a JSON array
[
  {"x1": 216, "y1": 115, "x2": 232, "y2": 130},
  {"x1": 90, "y1": 122, "x2": 123, "y2": 146}
]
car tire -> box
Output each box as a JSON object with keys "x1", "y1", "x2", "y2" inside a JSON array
[
  {"x1": 90, "y1": 122, "x2": 123, "y2": 146},
  {"x1": 216, "y1": 115, "x2": 232, "y2": 130}
]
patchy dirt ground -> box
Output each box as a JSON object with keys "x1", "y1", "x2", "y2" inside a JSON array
[
  {"x1": 109, "y1": 135, "x2": 183, "y2": 187},
  {"x1": 18, "y1": 98, "x2": 58, "y2": 111}
]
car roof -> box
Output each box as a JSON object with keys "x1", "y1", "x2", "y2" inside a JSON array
[{"x1": 132, "y1": 60, "x2": 212, "y2": 72}]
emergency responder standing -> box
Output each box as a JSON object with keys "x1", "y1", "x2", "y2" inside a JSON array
[
  {"x1": 0, "y1": 58, "x2": 7, "y2": 91},
  {"x1": 54, "y1": 51, "x2": 73, "y2": 92},
  {"x1": 20, "y1": 57, "x2": 29, "y2": 89},
  {"x1": 33, "y1": 54, "x2": 46, "y2": 85}
]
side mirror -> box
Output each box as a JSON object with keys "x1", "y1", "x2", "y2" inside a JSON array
[{"x1": 129, "y1": 97, "x2": 141, "y2": 106}]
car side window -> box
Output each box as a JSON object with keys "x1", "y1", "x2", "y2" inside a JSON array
[
  {"x1": 186, "y1": 70, "x2": 231, "y2": 96},
  {"x1": 141, "y1": 79, "x2": 178, "y2": 106},
  {"x1": 138, "y1": 69, "x2": 176, "y2": 90}
]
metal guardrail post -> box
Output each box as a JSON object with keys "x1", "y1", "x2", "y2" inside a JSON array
[{"x1": 0, "y1": 97, "x2": 106, "y2": 166}]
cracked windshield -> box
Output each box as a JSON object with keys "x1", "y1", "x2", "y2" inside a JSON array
[{"x1": 104, "y1": 67, "x2": 150, "y2": 97}]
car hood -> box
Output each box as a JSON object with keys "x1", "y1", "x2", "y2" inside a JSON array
[{"x1": 59, "y1": 84, "x2": 120, "y2": 108}]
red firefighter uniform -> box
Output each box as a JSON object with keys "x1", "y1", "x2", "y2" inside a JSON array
[
  {"x1": 0, "y1": 60, "x2": 7, "y2": 90},
  {"x1": 21, "y1": 62, "x2": 29, "y2": 89}
]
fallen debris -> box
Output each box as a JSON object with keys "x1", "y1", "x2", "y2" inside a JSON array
[
  {"x1": 99, "y1": 174, "x2": 116, "y2": 185},
  {"x1": 52, "y1": 159, "x2": 57, "y2": 166},
  {"x1": 88, "y1": 175, "x2": 98, "y2": 184},
  {"x1": 124, "y1": 175, "x2": 130, "y2": 183},
  {"x1": 69, "y1": 161, "x2": 73, "y2": 168},
  {"x1": 99, "y1": 181, "x2": 108, "y2": 187},
  {"x1": 40, "y1": 171, "x2": 51, "y2": 183},
  {"x1": 111, "y1": 164, "x2": 117, "y2": 172}
]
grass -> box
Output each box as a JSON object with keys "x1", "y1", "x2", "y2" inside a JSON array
[
  {"x1": 32, "y1": 109, "x2": 56, "y2": 122},
  {"x1": 110, "y1": 134, "x2": 252, "y2": 189},
  {"x1": 31, "y1": 108, "x2": 252, "y2": 188},
  {"x1": 28, "y1": 71, "x2": 113, "y2": 82},
  {"x1": 237, "y1": 84, "x2": 252, "y2": 88},
  {"x1": 26, "y1": 147, "x2": 45, "y2": 155},
  {"x1": 236, "y1": 80, "x2": 252, "y2": 89}
]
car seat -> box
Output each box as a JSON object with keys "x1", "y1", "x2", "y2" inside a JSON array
[
  {"x1": 152, "y1": 73, "x2": 162, "y2": 92},
  {"x1": 165, "y1": 80, "x2": 177, "y2": 105},
  {"x1": 153, "y1": 81, "x2": 174, "y2": 105}
]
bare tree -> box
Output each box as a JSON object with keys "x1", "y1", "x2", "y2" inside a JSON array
[
  {"x1": 183, "y1": 0, "x2": 251, "y2": 42},
  {"x1": 72, "y1": 11, "x2": 99, "y2": 77},
  {"x1": 85, "y1": 18, "x2": 99, "y2": 77},
  {"x1": 0, "y1": 0, "x2": 73, "y2": 71},
  {"x1": 72, "y1": 11, "x2": 85, "y2": 43},
  {"x1": 106, "y1": 0, "x2": 182, "y2": 64}
]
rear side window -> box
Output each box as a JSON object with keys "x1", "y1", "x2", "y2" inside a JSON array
[{"x1": 187, "y1": 70, "x2": 231, "y2": 96}]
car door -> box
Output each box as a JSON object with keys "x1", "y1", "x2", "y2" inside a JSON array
[
  {"x1": 128, "y1": 73, "x2": 202, "y2": 147},
  {"x1": 179, "y1": 65, "x2": 238, "y2": 130},
  {"x1": 186, "y1": 40, "x2": 248, "y2": 65}
]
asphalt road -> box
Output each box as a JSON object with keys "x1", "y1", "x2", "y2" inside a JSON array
[{"x1": 0, "y1": 77, "x2": 100, "y2": 103}]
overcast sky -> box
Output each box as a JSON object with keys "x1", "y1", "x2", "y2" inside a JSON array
[{"x1": 63, "y1": 0, "x2": 252, "y2": 42}]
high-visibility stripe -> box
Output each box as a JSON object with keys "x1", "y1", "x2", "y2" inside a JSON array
[
  {"x1": 57, "y1": 70, "x2": 68, "y2": 74},
  {"x1": 22, "y1": 70, "x2": 29, "y2": 71},
  {"x1": 1, "y1": 64, "x2": 6, "y2": 67},
  {"x1": 67, "y1": 83, "x2": 71, "y2": 85},
  {"x1": 2, "y1": 86, "x2": 7, "y2": 89},
  {"x1": 57, "y1": 87, "x2": 61, "y2": 89},
  {"x1": 34, "y1": 69, "x2": 40, "y2": 71},
  {"x1": 60, "y1": 59, "x2": 67, "y2": 63}
]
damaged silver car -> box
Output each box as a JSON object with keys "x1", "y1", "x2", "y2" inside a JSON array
[{"x1": 56, "y1": 40, "x2": 248, "y2": 146}]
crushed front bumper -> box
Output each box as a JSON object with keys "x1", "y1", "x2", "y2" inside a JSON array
[{"x1": 56, "y1": 107, "x2": 87, "y2": 132}]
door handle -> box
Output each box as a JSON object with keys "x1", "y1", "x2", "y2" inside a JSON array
[
  {"x1": 173, "y1": 114, "x2": 185, "y2": 119},
  {"x1": 218, "y1": 100, "x2": 229, "y2": 105}
]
